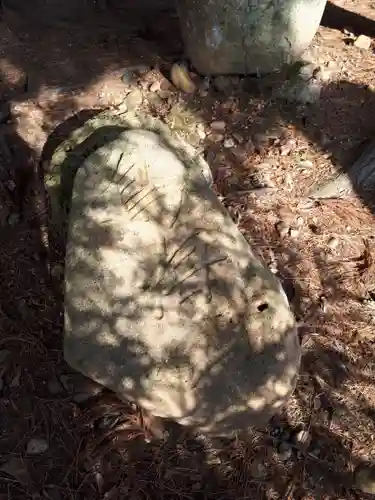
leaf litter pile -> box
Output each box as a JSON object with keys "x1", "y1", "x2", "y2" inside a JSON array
[{"x1": 0, "y1": 0, "x2": 375, "y2": 498}]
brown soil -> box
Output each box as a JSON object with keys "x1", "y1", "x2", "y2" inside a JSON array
[{"x1": 0, "y1": 0, "x2": 375, "y2": 498}]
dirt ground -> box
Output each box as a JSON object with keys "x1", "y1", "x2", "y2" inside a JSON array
[{"x1": 0, "y1": 0, "x2": 375, "y2": 498}]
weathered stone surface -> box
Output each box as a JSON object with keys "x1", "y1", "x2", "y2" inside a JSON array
[
  {"x1": 46, "y1": 109, "x2": 300, "y2": 437},
  {"x1": 176, "y1": 0, "x2": 327, "y2": 75},
  {"x1": 309, "y1": 138, "x2": 375, "y2": 199},
  {"x1": 354, "y1": 34, "x2": 372, "y2": 50}
]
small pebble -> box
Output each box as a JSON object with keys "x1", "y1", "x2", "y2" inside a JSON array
[
  {"x1": 293, "y1": 429, "x2": 311, "y2": 449},
  {"x1": 276, "y1": 221, "x2": 290, "y2": 237},
  {"x1": 27, "y1": 437, "x2": 49, "y2": 455},
  {"x1": 327, "y1": 236, "x2": 339, "y2": 249},
  {"x1": 170, "y1": 63, "x2": 196, "y2": 94},
  {"x1": 210, "y1": 120, "x2": 226, "y2": 132},
  {"x1": 354, "y1": 34, "x2": 372, "y2": 50},
  {"x1": 223, "y1": 137, "x2": 235, "y2": 149},
  {"x1": 290, "y1": 228, "x2": 300, "y2": 238},
  {"x1": 298, "y1": 159, "x2": 313, "y2": 169}
]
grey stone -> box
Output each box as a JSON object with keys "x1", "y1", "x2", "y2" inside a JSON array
[
  {"x1": 51, "y1": 109, "x2": 300, "y2": 437},
  {"x1": 26, "y1": 437, "x2": 49, "y2": 455},
  {"x1": 176, "y1": 0, "x2": 327, "y2": 75}
]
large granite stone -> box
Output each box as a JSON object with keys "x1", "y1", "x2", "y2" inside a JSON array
[
  {"x1": 176, "y1": 0, "x2": 327, "y2": 75},
  {"x1": 49, "y1": 110, "x2": 301, "y2": 437}
]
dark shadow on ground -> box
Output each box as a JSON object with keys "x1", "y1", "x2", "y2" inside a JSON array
[
  {"x1": 0, "y1": 1, "x2": 374, "y2": 499},
  {"x1": 322, "y1": 1, "x2": 375, "y2": 37}
]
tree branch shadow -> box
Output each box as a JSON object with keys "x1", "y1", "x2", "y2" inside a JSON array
[{"x1": 0, "y1": 0, "x2": 375, "y2": 498}]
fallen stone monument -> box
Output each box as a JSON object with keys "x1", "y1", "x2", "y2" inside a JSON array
[{"x1": 45, "y1": 108, "x2": 301, "y2": 437}]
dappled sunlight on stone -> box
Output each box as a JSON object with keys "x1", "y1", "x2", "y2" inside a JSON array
[
  {"x1": 47, "y1": 108, "x2": 301, "y2": 437},
  {"x1": 176, "y1": 0, "x2": 327, "y2": 75}
]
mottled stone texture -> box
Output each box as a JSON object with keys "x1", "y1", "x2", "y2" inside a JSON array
[
  {"x1": 176, "y1": 0, "x2": 327, "y2": 75},
  {"x1": 49, "y1": 110, "x2": 301, "y2": 437}
]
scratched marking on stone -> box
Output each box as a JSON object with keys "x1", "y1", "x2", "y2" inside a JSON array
[
  {"x1": 130, "y1": 192, "x2": 168, "y2": 222},
  {"x1": 165, "y1": 256, "x2": 227, "y2": 296},
  {"x1": 127, "y1": 186, "x2": 157, "y2": 212}
]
